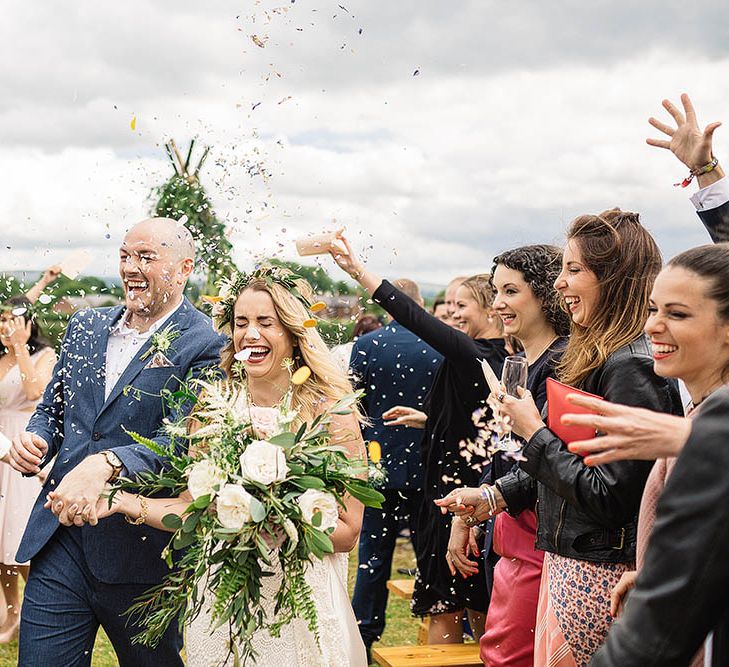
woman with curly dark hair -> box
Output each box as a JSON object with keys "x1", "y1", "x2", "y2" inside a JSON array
[{"x1": 441, "y1": 244, "x2": 570, "y2": 666}]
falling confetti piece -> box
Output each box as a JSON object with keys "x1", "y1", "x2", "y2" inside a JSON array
[
  {"x1": 413, "y1": 69, "x2": 420, "y2": 76},
  {"x1": 277, "y1": 96, "x2": 292, "y2": 105},
  {"x1": 251, "y1": 34, "x2": 266, "y2": 48},
  {"x1": 38, "y1": 294, "x2": 53, "y2": 305},
  {"x1": 130, "y1": 116, "x2": 137, "y2": 130},
  {"x1": 201, "y1": 295, "x2": 225, "y2": 304},
  {"x1": 302, "y1": 318, "x2": 317, "y2": 328},
  {"x1": 291, "y1": 366, "x2": 312, "y2": 385},
  {"x1": 234, "y1": 348, "x2": 253, "y2": 362},
  {"x1": 177, "y1": 214, "x2": 188, "y2": 226},
  {"x1": 368, "y1": 441, "x2": 381, "y2": 464},
  {"x1": 310, "y1": 301, "x2": 326, "y2": 313},
  {"x1": 252, "y1": 102, "x2": 262, "y2": 111},
  {"x1": 11, "y1": 307, "x2": 27, "y2": 316},
  {"x1": 248, "y1": 326, "x2": 261, "y2": 340}
]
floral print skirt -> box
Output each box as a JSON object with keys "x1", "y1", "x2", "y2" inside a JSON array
[{"x1": 534, "y1": 552, "x2": 630, "y2": 667}]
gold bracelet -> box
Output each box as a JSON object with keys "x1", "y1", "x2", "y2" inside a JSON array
[{"x1": 124, "y1": 495, "x2": 149, "y2": 526}]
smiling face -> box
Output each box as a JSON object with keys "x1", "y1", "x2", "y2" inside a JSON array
[
  {"x1": 452, "y1": 284, "x2": 493, "y2": 338},
  {"x1": 433, "y1": 302, "x2": 450, "y2": 324},
  {"x1": 492, "y1": 264, "x2": 548, "y2": 340},
  {"x1": 645, "y1": 265, "x2": 729, "y2": 400},
  {"x1": 553, "y1": 239, "x2": 601, "y2": 327},
  {"x1": 119, "y1": 219, "x2": 193, "y2": 329},
  {"x1": 232, "y1": 288, "x2": 295, "y2": 386}
]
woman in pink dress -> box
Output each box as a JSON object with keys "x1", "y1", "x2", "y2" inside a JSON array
[
  {"x1": 442, "y1": 245, "x2": 570, "y2": 666},
  {"x1": 0, "y1": 288, "x2": 57, "y2": 642}
]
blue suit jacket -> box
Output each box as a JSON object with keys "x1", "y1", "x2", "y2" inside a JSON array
[
  {"x1": 350, "y1": 321, "x2": 442, "y2": 490},
  {"x1": 17, "y1": 298, "x2": 226, "y2": 584}
]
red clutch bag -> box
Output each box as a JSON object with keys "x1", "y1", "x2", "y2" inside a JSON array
[{"x1": 546, "y1": 377, "x2": 603, "y2": 444}]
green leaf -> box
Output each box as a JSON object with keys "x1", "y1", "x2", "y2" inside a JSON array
[
  {"x1": 162, "y1": 513, "x2": 183, "y2": 530},
  {"x1": 291, "y1": 476, "x2": 326, "y2": 490},
  {"x1": 267, "y1": 432, "x2": 296, "y2": 448},
  {"x1": 249, "y1": 496, "x2": 267, "y2": 523},
  {"x1": 173, "y1": 530, "x2": 196, "y2": 550},
  {"x1": 309, "y1": 528, "x2": 334, "y2": 554},
  {"x1": 311, "y1": 510, "x2": 322, "y2": 528},
  {"x1": 192, "y1": 494, "x2": 211, "y2": 510},
  {"x1": 182, "y1": 512, "x2": 200, "y2": 533},
  {"x1": 294, "y1": 421, "x2": 307, "y2": 443},
  {"x1": 344, "y1": 482, "x2": 385, "y2": 508}
]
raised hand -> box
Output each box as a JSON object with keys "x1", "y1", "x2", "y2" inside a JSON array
[
  {"x1": 563, "y1": 393, "x2": 691, "y2": 466},
  {"x1": 0, "y1": 316, "x2": 31, "y2": 351},
  {"x1": 382, "y1": 405, "x2": 427, "y2": 429},
  {"x1": 647, "y1": 94, "x2": 723, "y2": 177},
  {"x1": 326, "y1": 233, "x2": 382, "y2": 294},
  {"x1": 9, "y1": 432, "x2": 48, "y2": 474}
]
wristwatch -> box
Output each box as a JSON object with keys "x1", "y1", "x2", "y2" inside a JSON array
[{"x1": 99, "y1": 450, "x2": 124, "y2": 482}]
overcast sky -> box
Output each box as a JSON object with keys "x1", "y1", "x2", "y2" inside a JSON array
[{"x1": 1, "y1": 1, "x2": 728, "y2": 287}]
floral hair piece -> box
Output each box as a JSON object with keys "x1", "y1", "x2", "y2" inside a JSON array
[{"x1": 208, "y1": 264, "x2": 314, "y2": 335}]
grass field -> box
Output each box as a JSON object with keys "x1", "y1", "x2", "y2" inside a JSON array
[{"x1": 0, "y1": 537, "x2": 419, "y2": 666}]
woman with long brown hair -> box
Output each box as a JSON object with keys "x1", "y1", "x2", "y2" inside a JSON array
[{"x1": 438, "y1": 209, "x2": 682, "y2": 666}]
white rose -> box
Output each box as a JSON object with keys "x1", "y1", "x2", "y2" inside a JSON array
[
  {"x1": 216, "y1": 484, "x2": 253, "y2": 530},
  {"x1": 187, "y1": 460, "x2": 227, "y2": 500},
  {"x1": 249, "y1": 406, "x2": 281, "y2": 439},
  {"x1": 240, "y1": 440, "x2": 289, "y2": 486},
  {"x1": 297, "y1": 489, "x2": 339, "y2": 531}
]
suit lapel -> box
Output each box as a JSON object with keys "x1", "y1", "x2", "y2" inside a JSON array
[
  {"x1": 90, "y1": 306, "x2": 125, "y2": 416},
  {"x1": 96, "y1": 299, "x2": 194, "y2": 420}
]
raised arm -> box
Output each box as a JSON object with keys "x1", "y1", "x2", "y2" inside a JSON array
[
  {"x1": 327, "y1": 234, "x2": 488, "y2": 366},
  {"x1": 24, "y1": 264, "x2": 61, "y2": 304}
]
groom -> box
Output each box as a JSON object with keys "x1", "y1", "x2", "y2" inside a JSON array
[{"x1": 10, "y1": 218, "x2": 226, "y2": 666}]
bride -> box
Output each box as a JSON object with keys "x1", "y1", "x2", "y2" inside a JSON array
[{"x1": 98, "y1": 268, "x2": 368, "y2": 666}]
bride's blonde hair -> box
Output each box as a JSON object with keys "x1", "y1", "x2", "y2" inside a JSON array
[{"x1": 219, "y1": 274, "x2": 362, "y2": 425}]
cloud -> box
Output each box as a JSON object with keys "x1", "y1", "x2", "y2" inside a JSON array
[{"x1": 0, "y1": 1, "x2": 726, "y2": 287}]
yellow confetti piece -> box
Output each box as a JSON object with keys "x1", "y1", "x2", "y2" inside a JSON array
[
  {"x1": 368, "y1": 441, "x2": 381, "y2": 464},
  {"x1": 310, "y1": 301, "x2": 326, "y2": 313},
  {"x1": 201, "y1": 295, "x2": 225, "y2": 304},
  {"x1": 303, "y1": 318, "x2": 317, "y2": 328},
  {"x1": 291, "y1": 366, "x2": 311, "y2": 385},
  {"x1": 130, "y1": 116, "x2": 137, "y2": 131}
]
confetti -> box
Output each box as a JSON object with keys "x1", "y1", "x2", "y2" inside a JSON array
[
  {"x1": 291, "y1": 366, "x2": 311, "y2": 385},
  {"x1": 201, "y1": 295, "x2": 224, "y2": 304},
  {"x1": 234, "y1": 348, "x2": 253, "y2": 362},
  {"x1": 130, "y1": 116, "x2": 137, "y2": 130},
  {"x1": 11, "y1": 307, "x2": 27, "y2": 316},
  {"x1": 38, "y1": 294, "x2": 53, "y2": 305},
  {"x1": 302, "y1": 318, "x2": 317, "y2": 328},
  {"x1": 251, "y1": 34, "x2": 266, "y2": 48},
  {"x1": 368, "y1": 441, "x2": 381, "y2": 464},
  {"x1": 310, "y1": 301, "x2": 326, "y2": 313},
  {"x1": 412, "y1": 69, "x2": 420, "y2": 76}
]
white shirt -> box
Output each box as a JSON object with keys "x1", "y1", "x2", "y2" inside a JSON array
[
  {"x1": 690, "y1": 176, "x2": 729, "y2": 211},
  {"x1": 104, "y1": 299, "x2": 183, "y2": 400}
]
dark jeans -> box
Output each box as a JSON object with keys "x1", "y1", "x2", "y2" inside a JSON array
[
  {"x1": 351, "y1": 489, "x2": 422, "y2": 649},
  {"x1": 19, "y1": 526, "x2": 183, "y2": 667}
]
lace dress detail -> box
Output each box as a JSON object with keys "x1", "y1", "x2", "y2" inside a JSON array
[{"x1": 186, "y1": 551, "x2": 366, "y2": 666}]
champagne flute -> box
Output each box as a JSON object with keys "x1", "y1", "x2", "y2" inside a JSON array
[{"x1": 498, "y1": 356, "x2": 529, "y2": 452}]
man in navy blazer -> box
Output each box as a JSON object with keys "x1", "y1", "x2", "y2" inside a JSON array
[
  {"x1": 10, "y1": 218, "x2": 225, "y2": 666},
  {"x1": 349, "y1": 278, "x2": 442, "y2": 655}
]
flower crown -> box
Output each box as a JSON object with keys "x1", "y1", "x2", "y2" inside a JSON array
[{"x1": 207, "y1": 265, "x2": 315, "y2": 335}]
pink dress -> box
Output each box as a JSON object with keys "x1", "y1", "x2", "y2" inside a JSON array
[
  {"x1": 0, "y1": 348, "x2": 55, "y2": 565},
  {"x1": 480, "y1": 509, "x2": 544, "y2": 666}
]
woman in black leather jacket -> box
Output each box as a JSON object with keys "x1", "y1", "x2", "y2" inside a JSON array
[{"x1": 438, "y1": 209, "x2": 682, "y2": 666}]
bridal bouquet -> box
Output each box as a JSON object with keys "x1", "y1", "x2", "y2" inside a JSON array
[{"x1": 114, "y1": 367, "x2": 383, "y2": 664}]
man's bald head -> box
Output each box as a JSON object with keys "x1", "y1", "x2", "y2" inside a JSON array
[
  {"x1": 125, "y1": 217, "x2": 195, "y2": 262},
  {"x1": 118, "y1": 217, "x2": 196, "y2": 330}
]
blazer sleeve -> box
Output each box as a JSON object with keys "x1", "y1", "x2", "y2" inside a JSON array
[
  {"x1": 113, "y1": 326, "x2": 225, "y2": 479},
  {"x1": 591, "y1": 390, "x2": 729, "y2": 666},
  {"x1": 697, "y1": 200, "x2": 729, "y2": 243},
  {"x1": 519, "y1": 353, "x2": 669, "y2": 527},
  {"x1": 373, "y1": 280, "x2": 490, "y2": 368},
  {"x1": 26, "y1": 313, "x2": 80, "y2": 463}
]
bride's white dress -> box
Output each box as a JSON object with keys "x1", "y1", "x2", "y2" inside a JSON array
[{"x1": 185, "y1": 550, "x2": 367, "y2": 666}]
